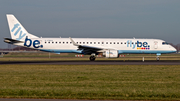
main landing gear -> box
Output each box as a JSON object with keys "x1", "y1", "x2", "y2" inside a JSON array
[
  {"x1": 89, "y1": 53, "x2": 96, "y2": 61},
  {"x1": 89, "y1": 56, "x2": 96, "y2": 61}
]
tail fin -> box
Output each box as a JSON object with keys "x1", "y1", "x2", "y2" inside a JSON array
[{"x1": 6, "y1": 14, "x2": 38, "y2": 41}]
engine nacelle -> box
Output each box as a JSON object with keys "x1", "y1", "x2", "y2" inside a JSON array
[{"x1": 103, "y1": 50, "x2": 118, "y2": 58}]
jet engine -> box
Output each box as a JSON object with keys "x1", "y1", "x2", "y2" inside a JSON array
[{"x1": 103, "y1": 50, "x2": 118, "y2": 58}]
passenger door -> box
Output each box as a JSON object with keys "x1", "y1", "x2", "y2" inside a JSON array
[{"x1": 154, "y1": 41, "x2": 158, "y2": 49}]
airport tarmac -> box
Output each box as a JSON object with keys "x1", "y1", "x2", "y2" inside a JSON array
[{"x1": 0, "y1": 60, "x2": 180, "y2": 65}]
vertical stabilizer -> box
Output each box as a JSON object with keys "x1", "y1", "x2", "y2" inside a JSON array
[{"x1": 6, "y1": 14, "x2": 38, "y2": 41}]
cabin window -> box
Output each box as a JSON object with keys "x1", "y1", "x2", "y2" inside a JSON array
[
  {"x1": 90, "y1": 42, "x2": 92, "y2": 44},
  {"x1": 114, "y1": 42, "x2": 116, "y2": 44},
  {"x1": 48, "y1": 42, "x2": 50, "y2": 43},
  {"x1": 121, "y1": 42, "x2": 123, "y2": 44},
  {"x1": 110, "y1": 42, "x2": 112, "y2": 44},
  {"x1": 87, "y1": 42, "x2": 88, "y2": 44},
  {"x1": 63, "y1": 42, "x2": 65, "y2": 44},
  {"x1": 79, "y1": 42, "x2": 81, "y2": 44},
  {"x1": 98, "y1": 42, "x2": 100, "y2": 44},
  {"x1": 66, "y1": 42, "x2": 68, "y2": 44},
  {"x1": 45, "y1": 42, "x2": 46, "y2": 43},
  {"x1": 124, "y1": 42, "x2": 126, "y2": 44},
  {"x1": 102, "y1": 42, "x2": 104, "y2": 44},
  {"x1": 94, "y1": 42, "x2": 96, "y2": 44},
  {"x1": 56, "y1": 42, "x2": 57, "y2": 43},
  {"x1": 117, "y1": 42, "x2": 119, "y2": 44},
  {"x1": 70, "y1": 42, "x2": 72, "y2": 44},
  {"x1": 83, "y1": 42, "x2": 85, "y2": 44},
  {"x1": 59, "y1": 42, "x2": 61, "y2": 44},
  {"x1": 106, "y1": 42, "x2": 108, "y2": 44}
]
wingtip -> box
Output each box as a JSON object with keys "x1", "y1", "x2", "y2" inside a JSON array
[{"x1": 69, "y1": 37, "x2": 79, "y2": 46}]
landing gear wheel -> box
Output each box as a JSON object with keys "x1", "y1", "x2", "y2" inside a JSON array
[
  {"x1": 156, "y1": 57, "x2": 160, "y2": 61},
  {"x1": 89, "y1": 56, "x2": 96, "y2": 61}
]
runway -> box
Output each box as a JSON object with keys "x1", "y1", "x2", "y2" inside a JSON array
[{"x1": 0, "y1": 60, "x2": 180, "y2": 65}]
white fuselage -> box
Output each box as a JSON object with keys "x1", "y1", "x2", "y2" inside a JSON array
[{"x1": 15, "y1": 37, "x2": 176, "y2": 55}]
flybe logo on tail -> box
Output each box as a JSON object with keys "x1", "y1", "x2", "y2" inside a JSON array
[
  {"x1": 24, "y1": 37, "x2": 43, "y2": 48},
  {"x1": 127, "y1": 40, "x2": 150, "y2": 50},
  {"x1": 11, "y1": 23, "x2": 26, "y2": 40}
]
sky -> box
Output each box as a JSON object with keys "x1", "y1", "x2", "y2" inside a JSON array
[{"x1": 0, "y1": 0, "x2": 180, "y2": 48}]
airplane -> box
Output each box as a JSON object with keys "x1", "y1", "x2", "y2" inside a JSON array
[{"x1": 4, "y1": 14, "x2": 177, "y2": 61}]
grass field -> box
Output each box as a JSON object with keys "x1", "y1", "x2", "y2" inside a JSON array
[{"x1": 0, "y1": 65, "x2": 180, "y2": 100}]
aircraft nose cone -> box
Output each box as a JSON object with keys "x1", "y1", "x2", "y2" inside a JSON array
[{"x1": 172, "y1": 47, "x2": 177, "y2": 53}]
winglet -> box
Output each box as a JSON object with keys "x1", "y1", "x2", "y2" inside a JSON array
[{"x1": 69, "y1": 37, "x2": 79, "y2": 46}]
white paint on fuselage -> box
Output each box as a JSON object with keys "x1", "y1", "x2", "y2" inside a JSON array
[{"x1": 15, "y1": 38, "x2": 176, "y2": 54}]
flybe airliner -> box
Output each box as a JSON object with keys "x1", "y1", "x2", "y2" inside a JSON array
[{"x1": 4, "y1": 14, "x2": 176, "y2": 61}]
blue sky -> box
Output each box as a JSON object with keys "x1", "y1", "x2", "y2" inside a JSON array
[{"x1": 0, "y1": 0, "x2": 180, "y2": 48}]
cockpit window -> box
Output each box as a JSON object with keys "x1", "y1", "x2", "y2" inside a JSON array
[{"x1": 162, "y1": 42, "x2": 169, "y2": 45}]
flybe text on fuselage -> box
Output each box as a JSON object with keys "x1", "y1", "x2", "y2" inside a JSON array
[
  {"x1": 11, "y1": 23, "x2": 26, "y2": 40},
  {"x1": 127, "y1": 40, "x2": 150, "y2": 50},
  {"x1": 24, "y1": 37, "x2": 43, "y2": 48}
]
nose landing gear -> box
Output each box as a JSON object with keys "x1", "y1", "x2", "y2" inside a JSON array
[
  {"x1": 156, "y1": 56, "x2": 160, "y2": 61},
  {"x1": 156, "y1": 53, "x2": 161, "y2": 61}
]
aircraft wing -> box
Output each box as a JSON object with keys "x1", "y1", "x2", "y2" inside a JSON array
[{"x1": 70, "y1": 37, "x2": 102, "y2": 55}]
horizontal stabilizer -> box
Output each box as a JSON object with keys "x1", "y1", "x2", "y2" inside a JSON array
[{"x1": 4, "y1": 38, "x2": 23, "y2": 43}]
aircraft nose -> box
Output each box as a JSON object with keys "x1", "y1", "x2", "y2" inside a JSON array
[{"x1": 172, "y1": 47, "x2": 177, "y2": 53}]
